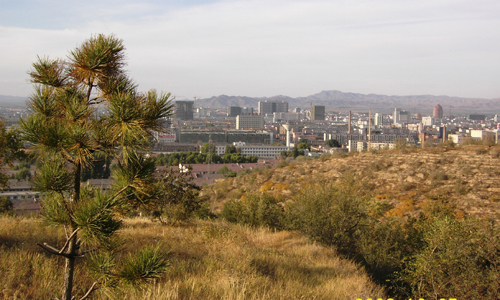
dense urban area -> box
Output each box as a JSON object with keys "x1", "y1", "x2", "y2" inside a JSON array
[{"x1": 2, "y1": 98, "x2": 499, "y2": 213}]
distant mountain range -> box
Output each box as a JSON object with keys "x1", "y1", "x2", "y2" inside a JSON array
[
  {"x1": 2, "y1": 91, "x2": 500, "y2": 115},
  {"x1": 194, "y1": 90, "x2": 500, "y2": 115}
]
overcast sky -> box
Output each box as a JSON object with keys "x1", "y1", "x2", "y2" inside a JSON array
[{"x1": 1, "y1": 0, "x2": 499, "y2": 99}]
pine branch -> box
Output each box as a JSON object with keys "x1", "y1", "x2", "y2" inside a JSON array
[
  {"x1": 109, "y1": 184, "x2": 131, "y2": 202},
  {"x1": 78, "y1": 282, "x2": 98, "y2": 300},
  {"x1": 37, "y1": 243, "x2": 72, "y2": 258},
  {"x1": 59, "y1": 228, "x2": 80, "y2": 254}
]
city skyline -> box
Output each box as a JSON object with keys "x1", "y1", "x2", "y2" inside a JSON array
[{"x1": 1, "y1": 0, "x2": 499, "y2": 100}]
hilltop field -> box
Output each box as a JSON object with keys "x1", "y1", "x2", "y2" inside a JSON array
[
  {"x1": 2, "y1": 143, "x2": 500, "y2": 299},
  {"x1": 205, "y1": 143, "x2": 500, "y2": 219}
]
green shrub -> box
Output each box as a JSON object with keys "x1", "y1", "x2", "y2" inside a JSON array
[
  {"x1": 221, "y1": 193, "x2": 285, "y2": 230},
  {"x1": 356, "y1": 217, "x2": 424, "y2": 290},
  {"x1": 285, "y1": 183, "x2": 368, "y2": 255},
  {"x1": 399, "y1": 217, "x2": 500, "y2": 299}
]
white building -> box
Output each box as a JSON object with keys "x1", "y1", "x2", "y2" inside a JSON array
[
  {"x1": 215, "y1": 142, "x2": 291, "y2": 158},
  {"x1": 470, "y1": 130, "x2": 497, "y2": 143},
  {"x1": 448, "y1": 134, "x2": 464, "y2": 145},
  {"x1": 369, "y1": 142, "x2": 396, "y2": 150},
  {"x1": 374, "y1": 113, "x2": 383, "y2": 126},
  {"x1": 236, "y1": 115, "x2": 265, "y2": 130},
  {"x1": 348, "y1": 140, "x2": 363, "y2": 152},
  {"x1": 153, "y1": 132, "x2": 176, "y2": 143},
  {"x1": 422, "y1": 116, "x2": 435, "y2": 126}
]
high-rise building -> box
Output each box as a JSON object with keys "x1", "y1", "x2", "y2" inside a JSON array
[
  {"x1": 311, "y1": 105, "x2": 325, "y2": 120},
  {"x1": 228, "y1": 106, "x2": 242, "y2": 117},
  {"x1": 258, "y1": 100, "x2": 288, "y2": 116},
  {"x1": 175, "y1": 101, "x2": 194, "y2": 120},
  {"x1": 236, "y1": 115, "x2": 265, "y2": 130},
  {"x1": 433, "y1": 104, "x2": 443, "y2": 119},
  {"x1": 241, "y1": 107, "x2": 254, "y2": 115},
  {"x1": 393, "y1": 108, "x2": 410, "y2": 125},
  {"x1": 374, "y1": 113, "x2": 383, "y2": 126}
]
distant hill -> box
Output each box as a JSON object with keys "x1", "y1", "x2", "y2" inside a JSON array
[
  {"x1": 0, "y1": 95, "x2": 28, "y2": 108},
  {"x1": 3, "y1": 91, "x2": 500, "y2": 115},
  {"x1": 195, "y1": 90, "x2": 500, "y2": 115}
]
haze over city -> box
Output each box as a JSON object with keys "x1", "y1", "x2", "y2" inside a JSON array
[{"x1": 1, "y1": 0, "x2": 499, "y2": 100}]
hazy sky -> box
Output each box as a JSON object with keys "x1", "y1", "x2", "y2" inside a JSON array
[{"x1": 1, "y1": 0, "x2": 499, "y2": 99}]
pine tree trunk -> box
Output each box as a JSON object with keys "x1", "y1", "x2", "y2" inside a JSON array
[
  {"x1": 62, "y1": 162, "x2": 81, "y2": 300},
  {"x1": 62, "y1": 235, "x2": 77, "y2": 300}
]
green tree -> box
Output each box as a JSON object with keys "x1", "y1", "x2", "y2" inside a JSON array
[
  {"x1": 326, "y1": 139, "x2": 341, "y2": 148},
  {"x1": 200, "y1": 143, "x2": 216, "y2": 154},
  {"x1": 0, "y1": 196, "x2": 14, "y2": 215},
  {"x1": 225, "y1": 144, "x2": 239, "y2": 154},
  {"x1": 20, "y1": 34, "x2": 173, "y2": 300},
  {"x1": 217, "y1": 165, "x2": 237, "y2": 178},
  {"x1": 15, "y1": 167, "x2": 32, "y2": 181},
  {"x1": 297, "y1": 139, "x2": 311, "y2": 150},
  {"x1": 150, "y1": 166, "x2": 208, "y2": 223},
  {"x1": 0, "y1": 119, "x2": 25, "y2": 188}
]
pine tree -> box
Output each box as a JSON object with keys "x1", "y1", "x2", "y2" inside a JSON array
[{"x1": 20, "y1": 34, "x2": 173, "y2": 300}]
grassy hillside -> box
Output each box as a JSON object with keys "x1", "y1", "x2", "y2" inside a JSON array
[
  {"x1": 204, "y1": 143, "x2": 500, "y2": 219},
  {"x1": 3, "y1": 144, "x2": 500, "y2": 299},
  {"x1": 202, "y1": 143, "x2": 500, "y2": 299},
  {"x1": 0, "y1": 217, "x2": 384, "y2": 300}
]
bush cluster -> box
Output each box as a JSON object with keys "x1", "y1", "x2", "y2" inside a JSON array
[{"x1": 221, "y1": 193, "x2": 284, "y2": 230}]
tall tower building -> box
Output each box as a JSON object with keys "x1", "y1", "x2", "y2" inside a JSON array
[
  {"x1": 311, "y1": 105, "x2": 325, "y2": 120},
  {"x1": 175, "y1": 101, "x2": 194, "y2": 120},
  {"x1": 433, "y1": 104, "x2": 443, "y2": 119},
  {"x1": 393, "y1": 108, "x2": 410, "y2": 125},
  {"x1": 374, "y1": 113, "x2": 383, "y2": 126}
]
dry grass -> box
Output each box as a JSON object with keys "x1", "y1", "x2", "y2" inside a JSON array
[
  {"x1": 0, "y1": 216, "x2": 384, "y2": 300},
  {"x1": 204, "y1": 144, "x2": 500, "y2": 219}
]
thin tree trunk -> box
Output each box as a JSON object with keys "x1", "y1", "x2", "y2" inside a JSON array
[
  {"x1": 62, "y1": 161, "x2": 81, "y2": 300},
  {"x1": 62, "y1": 233, "x2": 77, "y2": 300}
]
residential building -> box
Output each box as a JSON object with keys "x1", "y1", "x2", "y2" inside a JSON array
[
  {"x1": 258, "y1": 100, "x2": 288, "y2": 116},
  {"x1": 236, "y1": 115, "x2": 265, "y2": 130},
  {"x1": 175, "y1": 101, "x2": 194, "y2": 120},
  {"x1": 311, "y1": 105, "x2": 325, "y2": 121}
]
